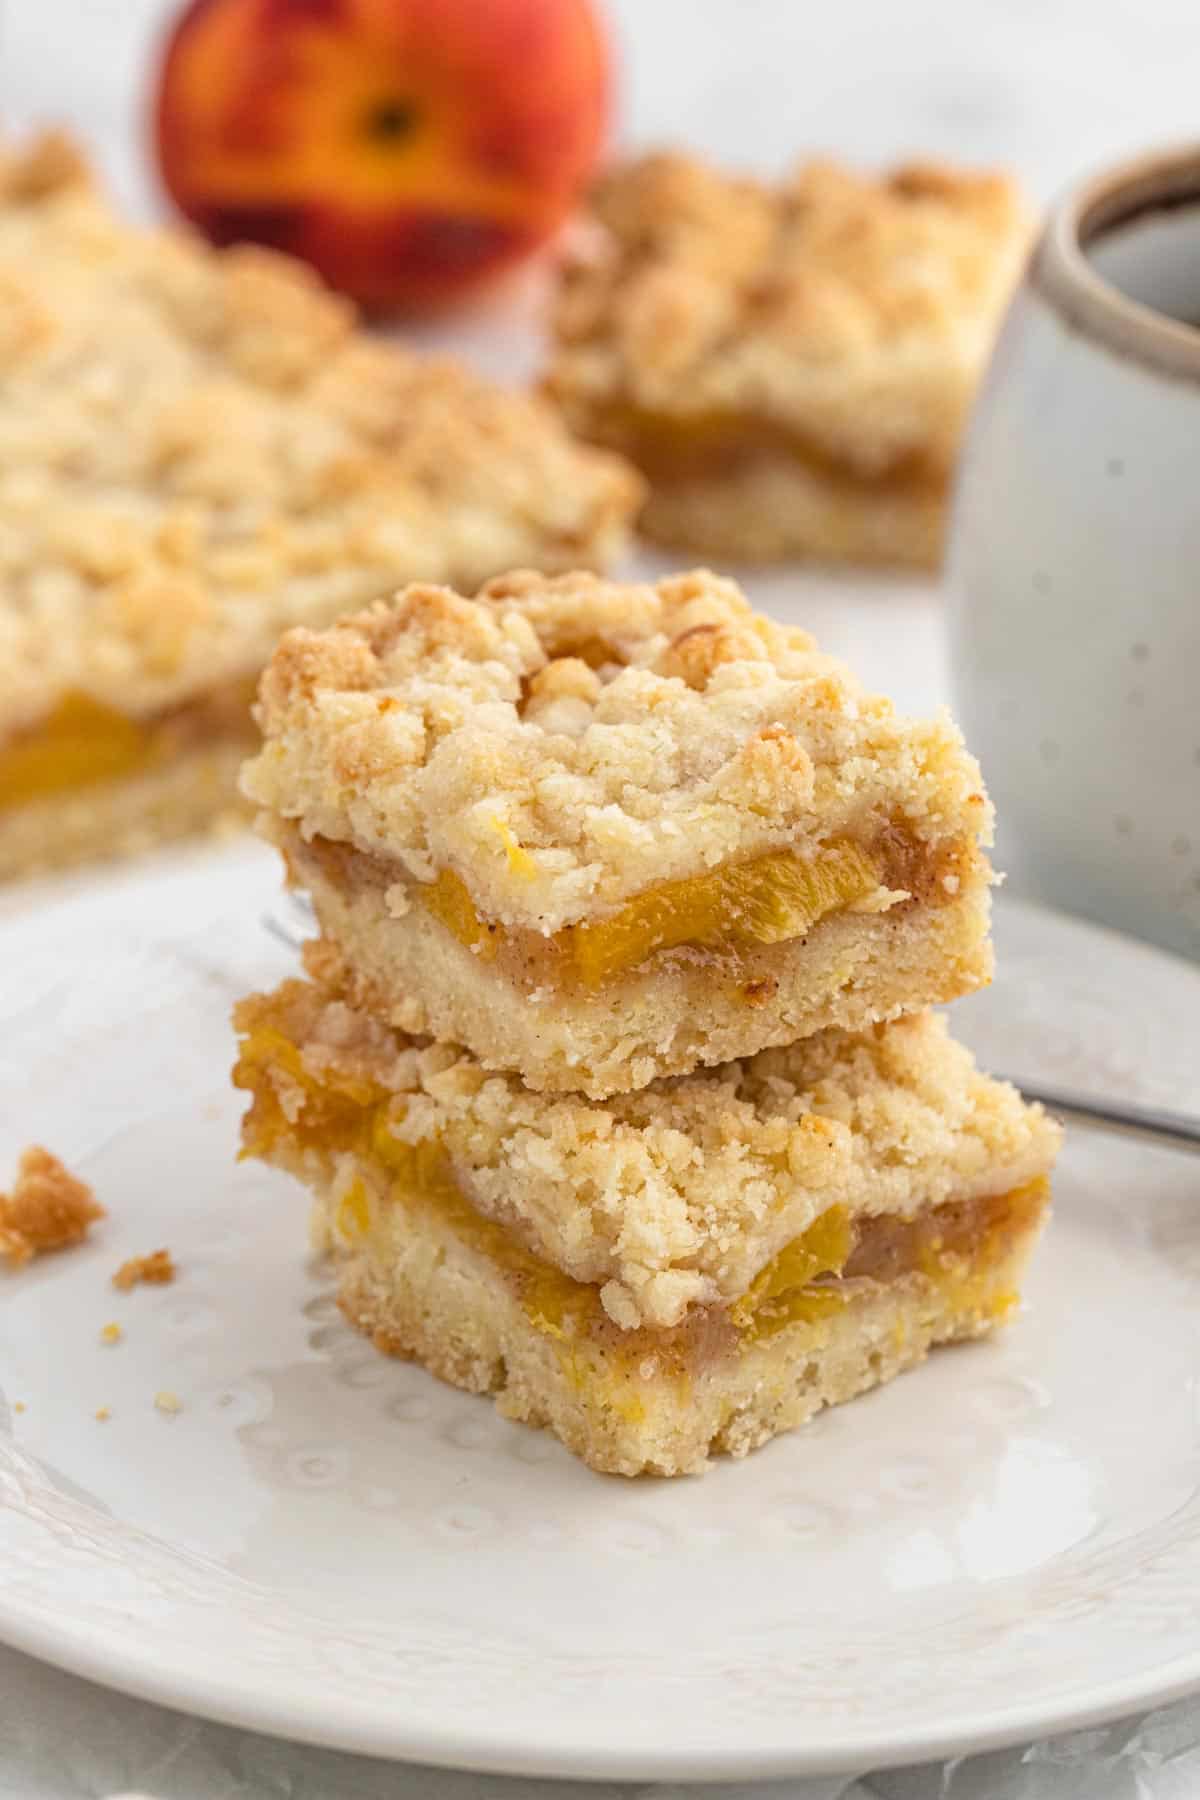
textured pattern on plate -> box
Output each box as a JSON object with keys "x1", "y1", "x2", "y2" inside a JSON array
[{"x1": 1, "y1": 843, "x2": 1199, "y2": 1780}]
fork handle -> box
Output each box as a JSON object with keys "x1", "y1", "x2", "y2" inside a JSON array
[{"x1": 1000, "y1": 1077, "x2": 1200, "y2": 1150}]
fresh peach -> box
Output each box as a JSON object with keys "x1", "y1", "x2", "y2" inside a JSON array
[{"x1": 153, "y1": 0, "x2": 610, "y2": 310}]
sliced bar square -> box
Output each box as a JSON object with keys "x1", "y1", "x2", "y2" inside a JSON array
[
  {"x1": 245, "y1": 568, "x2": 996, "y2": 1096},
  {"x1": 234, "y1": 979, "x2": 1060, "y2": 1477},
  {"x1": 545, "y1": 152, "x2": 1029, "y2": 566}
]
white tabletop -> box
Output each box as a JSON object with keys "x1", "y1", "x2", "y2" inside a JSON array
[{"x1": 3, "y1": 1, "x2": 1200, "y2": 1793}]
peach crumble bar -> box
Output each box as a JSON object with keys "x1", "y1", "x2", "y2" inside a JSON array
[
  {"x1": 545, "y1": 152, "x2": 1030, "y2": 566},
  {"x1": 0, "y1": 133, "x2": 640, "y2": 880},
  {"x1": 243, "y1": 568, "x2": 996, "y2": 1098},
  {"x1": 234, "y1": 981, "x2": 1060, "y2": 1476}
]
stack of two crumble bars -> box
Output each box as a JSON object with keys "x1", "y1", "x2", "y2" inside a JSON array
[{"x1": 234, "y1": 568, "x2": 1060, "y2": 1476}]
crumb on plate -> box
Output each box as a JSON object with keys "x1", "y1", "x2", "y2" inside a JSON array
[
  {"x1": 113, "y1": 1248, "x2": 176, "y2": 1291},
  {"x1": 0, "y1": 1146, "x2": 105, "y2": 1268},
  {"x1": 99, "y1": 1321, "x2": 123, "y2": 1345},
  {"x1": 154, "y1": 1389, "x2": 182, "y2": 1415},
  {"x1": 95, "y1": 1406, "x2": 111, "y2": 1422}
]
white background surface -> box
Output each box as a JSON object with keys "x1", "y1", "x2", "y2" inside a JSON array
[{"x1": 3, "y1": 1, "x2": 1200, "y2": 1795}]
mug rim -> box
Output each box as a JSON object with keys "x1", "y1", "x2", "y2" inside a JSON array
[{"x1": 1033, "y1": 142, "x2": 1200, "y2": 380}]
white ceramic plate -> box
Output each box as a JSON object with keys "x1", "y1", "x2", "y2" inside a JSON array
[{"x1": 2, "y1": 843, "x2": 1199, "y2": 1783}]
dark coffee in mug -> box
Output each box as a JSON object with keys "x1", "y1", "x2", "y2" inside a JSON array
[{"x1": 1084, "y1": 183, "x2": 1200, "y2": 333}]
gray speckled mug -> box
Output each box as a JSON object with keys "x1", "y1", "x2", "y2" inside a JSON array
[{"x1": 949, "y1": 144, "x2": 1200, "y2": 962}]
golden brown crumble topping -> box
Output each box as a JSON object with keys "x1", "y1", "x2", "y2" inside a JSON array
[
  {"x1": 0, "y1": 133, "x2": 640, "y2": 737},
  {"x1": 0, "y1": 1146, "x2": 104, "y2": 1267},
  {"x1": 546, "y1": 150, "x2": 1031, "y2": 481},
  {"x1": 112, "y1": 1248, "x2": 177, "y2": 1291},
  {"x1": 0, "y1": 131, "x2": 88, "y2": 202},
  {"x1": 244, "y1": 567, "x2": 993, "y2": 934}
]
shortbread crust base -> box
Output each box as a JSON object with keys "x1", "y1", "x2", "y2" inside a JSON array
[
  {"x1": 637, "y1": 454, "x2": 944, "y2": 568},
  {"x1": 326, "y1": 1177, "x2": 1043, "y2": 1477},
  {"x1": 296, "y1": 844, "x2": 993, "y2": 1097},
  {"x1": 0, "y1": 739, "x2": 251, "y2": 881}
]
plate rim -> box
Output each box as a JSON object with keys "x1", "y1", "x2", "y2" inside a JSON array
[{"x1": 2, "y1": 1588, "x2": 1200, "y2": 1780}]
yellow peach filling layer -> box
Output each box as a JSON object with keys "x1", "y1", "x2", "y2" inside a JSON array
[
  {"x1": 234, "y1": 1022, "x2": 1047, "y2": 1366},
  {"x1": 420, "y1": 837, "x2": 886, "y2": 987},
  {"x1": 0, "y1": 680, "x2": 259, "y2": 813},
  {"x1": 584, "y1": 401, "x2": 946, "y2": 494},
  {"x1": 234, "y1": 1023, "x2": 606, "y2": 1344}
]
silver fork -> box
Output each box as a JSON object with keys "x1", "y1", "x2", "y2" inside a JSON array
[
  {"x1": 986, "y1": 1083, "x2": 1200, "y2": 1150},
  {"x1": 262, "y1": 889, "x2": 315, "y2": 952},
  {"x1": 263, "y1": 893, "x2": 1200, "y2": 1150}
]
